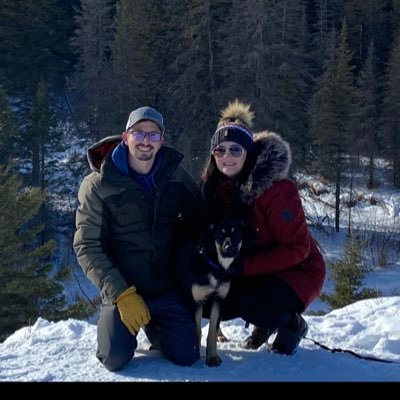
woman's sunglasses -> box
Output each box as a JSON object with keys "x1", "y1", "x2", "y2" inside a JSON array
[{"x1": 213, "y1": 145, "x2": 244, "y2": 158}]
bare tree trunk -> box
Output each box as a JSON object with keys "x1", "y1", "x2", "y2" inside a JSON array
[
  {"x1": 335, "y1": 155, "x2": 341, "y2": 233},
  {"x1": 348, "y1": 157, "x2": 354, "y2": 236},
  {"x1": 204, "y1": 0, "x2": 215, "y2": 95},
  {"x1": 32, "y1": 138, "x2": 40, "y2": 187},
  {"x1": 40, "y1": 140, "x2": 45, "y2": 191},
  {"x1": 368, "y1": 150, "x2": 374, "y2": 188}
]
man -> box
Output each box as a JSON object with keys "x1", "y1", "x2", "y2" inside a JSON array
[{"x1": 73, "y1": 106, "x2": 201, "y2": 371}]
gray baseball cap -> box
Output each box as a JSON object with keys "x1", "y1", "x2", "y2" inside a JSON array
[{"x1": 125, "y1": 106, "x2": 165, "y2": 132}]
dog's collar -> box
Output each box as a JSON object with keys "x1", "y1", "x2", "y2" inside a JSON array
[{"x1": 197, "y1": 245, "x2": 230, "y2": 279}]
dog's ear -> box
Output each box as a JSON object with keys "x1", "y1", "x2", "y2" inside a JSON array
[
  {"x1": 207, "y1": 223, "x2": 215, "y2": 237},
  {"x1": 200, "y1": 223, "x2": 216, "y2": 248}
]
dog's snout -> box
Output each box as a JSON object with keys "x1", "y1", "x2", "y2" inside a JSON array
[{"x1": 222, "y1": 237, "x2": 232, "y2": 252}]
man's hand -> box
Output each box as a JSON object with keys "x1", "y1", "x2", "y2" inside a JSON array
[{"x1": 115, "y1": 287, "x2": 150, "y2": 336}]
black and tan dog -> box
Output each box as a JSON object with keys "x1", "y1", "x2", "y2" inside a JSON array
[{"x1": 185, "y1": 219, "x2": 244, "y2": 367}]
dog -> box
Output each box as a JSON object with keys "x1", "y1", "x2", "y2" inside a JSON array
[{"x1": 188, "y1": 219, "x2": 244, "y2": 367}]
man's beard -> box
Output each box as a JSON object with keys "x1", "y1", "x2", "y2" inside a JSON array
[
  {"x1": 135, "y1": 145, "x2": 154, "y2": 161},
  {"x1": 137, "y1": 152, "x2": 153, "y2": 161}
]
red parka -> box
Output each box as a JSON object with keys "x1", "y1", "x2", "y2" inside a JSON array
[
  {"x1": 203, "y1": 132, "x2": 326, "y2": 308},
  {"x1": 210, "y1": 131, "x2": 326, "y2": 308}
]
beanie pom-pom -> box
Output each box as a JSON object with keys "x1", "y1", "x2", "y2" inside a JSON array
[{"x1": 219, "y1": 99, "x2": 255, "y2": 129}]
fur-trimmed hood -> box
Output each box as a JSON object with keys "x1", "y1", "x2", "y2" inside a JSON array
[
  {"x1": 239, "y1": 131, "x2": 292, "y2": 205},
  {"x1": 87, "y1": 135, "x2": 121, "y2": 172}
]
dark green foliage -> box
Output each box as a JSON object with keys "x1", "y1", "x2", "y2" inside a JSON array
[
  {"x1": 355, "y1": 41, "x2": 382, "y2": 188},
  {"x1": 344, "y1": 0, "x2": 392, "y2": 74},
  {"x1": 312, "y1": 20, "x2": 356, "y2": 177},
  {"x1": 311, "y1": 20, "x2": 358, "y2": 231},
  {"x1": 382, "y1": 37, "x2": 400, "y2": 187},
  {"x1": 69, "y1": 0, "x2": 116, "y2": 140},
  {"x1": 0, "y1": 85, "x2": 16, "y2": 165},
  {"x1": 62, "y1": 299, "x2": 96, "y2": 321},
  {"x1": 111, "y1": 0, "x2": 166, "y2": 135},
  {"x1": 321, "y1": 237, "x2": 381, "y2": 310},
  {"x1": 165, "y1": 0, "x2": 228, "y2": 175},
  {"x1": 0, "y1": 0, "x2": 76, "y2": 96},
  {"x1": 27, "y1": 79, "x2": 56, "y2": 188},
  {"x1": 0, "y1": 166, "x2": 94, "y2": 342},
  {"x1": 0, "y1": 1, "x2": 400, "y2": 181}
]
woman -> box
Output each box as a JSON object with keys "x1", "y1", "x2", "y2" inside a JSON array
[{"x1": 200, "y1": 99, "x2": 326, "y2": 355}]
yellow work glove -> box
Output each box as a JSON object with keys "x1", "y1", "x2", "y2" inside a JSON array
[{"x1": 115, "y1": 286, "x2": 150, "y2": 336}]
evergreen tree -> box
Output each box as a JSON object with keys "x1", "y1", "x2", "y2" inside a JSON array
[
  {"x1": 222, "y1": 0, "x2": 280, "y2": 129},
  {"x1": 26, "y1": 79, "x2": 56, "y2": 189},
  {"x1": 311, "y1": 0, "x2": 345, "y2": 77},
  {"x1": 382, "y1": 37, "x2": 400, "y2": 187},
  {"x1": 321, "y1": 236, "x2": 381, "y2": 309},
  {"x1": 0, "y1": 166, "x2": 66, "y2": 340},
  {"x1": 156, "y1": 0, "x2": 190, "y2": 132},
  {"x1": 213, "y1": 0, "x2": 314, "y2": 170},
  {"x1": 392, "y1": 0, "x2": 400, "y2": 39},
  {"x1": 0, "y1": 0, "x2": 76, "y2": 96},
  {"x1": 167, "y1": 0, "x2": 229, "y2": 175},
  {"x1": 355, "y1": 41, "x2": 382, "y2": 188},
  {"x1": 0, "y1": 85, "x2": 16, "y2": 165},
  {"x1": 311, "y1": 20, "x2": 357, "y2": 231},
  {"x1": 70, "y1": 0, "x2": 116, "y2": 140},
  {"x1": 344, "y1": 0, "x2": 390, "y2": 73},
  {"x1": 111, "y1": 0, "x2": 164, "y2": 129},
  {"x1": 269, "y1": 0, "x2": 314, "y2": 169}
]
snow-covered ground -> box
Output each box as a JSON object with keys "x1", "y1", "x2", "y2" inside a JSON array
[{"x1": 1, "y1": 297, "x2": 399, "y2": 381}]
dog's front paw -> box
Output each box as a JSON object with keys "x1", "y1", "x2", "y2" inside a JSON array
[{"x1": 206, "y1": 355, "x2": 222, "y2": 367}]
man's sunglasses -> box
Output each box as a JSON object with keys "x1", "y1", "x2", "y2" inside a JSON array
[
  {"x1": 128, "y1": 130, "x2": 163, "y2": 142},
  {"x1": 212, "y1": 145, "x2": 245, "y2": 158}
]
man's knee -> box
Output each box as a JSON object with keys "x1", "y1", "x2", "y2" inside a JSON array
[
  {"x1": 97, "y1": 349, "x2": 133, "y2": 371},
  {"x1": 96, "y1": 303, "x2": 137, "y2": 371},
  {"x1": 164, "y1": 344, "x2": 199, "y2": 366}
]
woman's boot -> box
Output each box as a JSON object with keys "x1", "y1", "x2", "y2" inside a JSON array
[{"x1": 242, "y1": 326, "x2": 269, "y2": 350}]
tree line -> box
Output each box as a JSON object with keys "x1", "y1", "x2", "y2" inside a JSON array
[{"x1": 1, "y1": 0, "x2": 400, "y2": 181}]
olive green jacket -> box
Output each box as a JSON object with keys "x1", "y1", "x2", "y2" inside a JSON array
[{"x1": 73, "y1": 136, "x2": 201, "y2": 302}]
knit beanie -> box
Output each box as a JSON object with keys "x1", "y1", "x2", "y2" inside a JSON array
[{"x1": 210, "y1": 99, "x2": 255, "y2": 152}]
